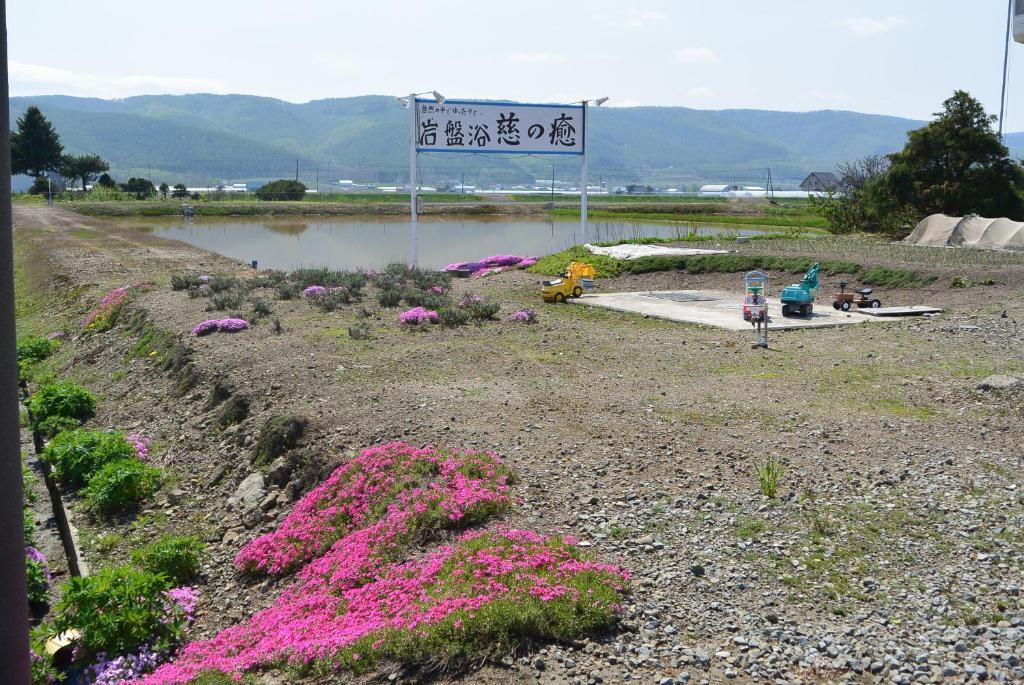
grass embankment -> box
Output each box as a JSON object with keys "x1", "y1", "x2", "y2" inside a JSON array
[
  {"x1": 527, "y1": 245, "x2": 937, "y2": 287},
  {"x1": 549, "y1": 203, "x2": 827, "y2": 229}
]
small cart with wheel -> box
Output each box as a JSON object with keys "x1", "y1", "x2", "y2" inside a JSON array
[{"x1": 832, "y1": 282, "x2": 881, "y2": 311}]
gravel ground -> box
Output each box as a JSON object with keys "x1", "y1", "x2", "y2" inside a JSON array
[{"x1": 15, "y1": 205, "x2": 1024, "y2": 685}]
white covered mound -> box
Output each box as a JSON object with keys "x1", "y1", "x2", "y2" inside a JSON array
[
  {"x1": 585, "y1": 243, "x2": 730, "y2": 260},
  {"x1": 905, "y1": 214, "x2": 1024, "y2": 251}
]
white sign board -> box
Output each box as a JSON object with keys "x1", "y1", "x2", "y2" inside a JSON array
[{"x1": 415, "y1": 99, "x2": 584, "y2": 155}]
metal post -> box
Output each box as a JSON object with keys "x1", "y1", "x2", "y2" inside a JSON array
[
  {"x1": 581, "y1": 100, "x2": 589, "y2": 245},
  {"x1": 1001, "y1": 0, "x2": 1013, "y2": 139},
  {"x1": 408, "y1": 93, "x2": 419, "y2": 266},
  {"x1": 0, "y1": 0, "x2": 34, "y2": 679}
]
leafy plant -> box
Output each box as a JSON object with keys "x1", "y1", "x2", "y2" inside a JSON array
[
  {"x1": 25, "y1": 549, "x2": 50, "y2": 610},
  {"x1": 250, "y1": 298, "x2": 273, "y2": 320},
  {"x1": 84, "y1": 458, "x2": 161, "y2": 514},
  {"x1": 132, "y1": 534, "x2": 206, "y2": 584},
  {"x1": 17, "y1": 336, "x2": 58, "y2": 380},
  {"x1": 377, "y1": 288, "x2": 402, "y2": 307},
  {"x1": 53, "y1": 566, "x2": 184, "y2": 659},
  {"x1": 170, "y1": 274, "x2": 201, "y2": 291},
  {"x1": 464, "y1": 301, "x2": 500, "y2": 322},
  {"x1": 755, "y1": 454, "x2": 785, "y2": 499},
  {"x1": 207, "y1": 290, "x2": 244, "y2": 311},
  {"x1": 438, "y1": 307, "x2": 470, "y2": 328},
  {"x1": 27, "y1": 382, "x2": 96, "y2": 436},
  {"x1": 41, "y1": 429, "x2": 136, "y2": 488}
]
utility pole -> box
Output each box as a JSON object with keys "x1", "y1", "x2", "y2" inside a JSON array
[
  {"x1": 550, "y1": 163, "x2": 555, "y2": 203},
  {"x1": 295, "y1": 159, "x2": 299, "y2": 182},
  {"x1": 1000, "y1": 0, "x2": 1013, "y2": 139},
  {"x1": 0, "y1": 0, "x2": 34, "y2": 680}
]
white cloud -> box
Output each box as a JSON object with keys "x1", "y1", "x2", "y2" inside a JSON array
[
  {"x1": 9, "y1": 60, "x2": 223, "y2": 97},
  {"x1": 592, "y1": 10, "x2": 667, "y2": 29},
  {"x1": 841, "y1": 16, "x2": 907, "y2": 37},
  {"x1": 505, "y1": 52, "x2": 568, "y2": 65},
  {"x1": 674, "y1": 47, "x2": 718, "y2": 64},
  {"x1": 685, "y1": 87, "x2": 716, "y2": 98}
]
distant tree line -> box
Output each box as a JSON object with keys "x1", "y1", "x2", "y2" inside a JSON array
[{"x1": 813, "y1": 91, "x2": 1024, "y2": 236}]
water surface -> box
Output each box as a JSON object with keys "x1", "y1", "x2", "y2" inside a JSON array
[{"x1": 135, "y1": 216, "x2": 765, "y2": 271}]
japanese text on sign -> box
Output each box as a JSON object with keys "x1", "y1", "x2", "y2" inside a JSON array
[{"x1": 415, "y1": 100, "x2": 584, "y2": 155}]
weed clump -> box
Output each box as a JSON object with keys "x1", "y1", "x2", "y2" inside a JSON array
[
  {"x1": 252, "y1": 415, "x2": 307, "y2": 468},
  {"x1": 28, "y1": 382, "x2": 96, "y2": 437},
  {"x1": 132, "y1": 534, "x2": 206, "y2": 584},
  {"x1": 17, "y1": 335, "x2": 58, "y2": 381},
  {"x1": 755, "y1": 454, "x2": 785, "y2": 499}
]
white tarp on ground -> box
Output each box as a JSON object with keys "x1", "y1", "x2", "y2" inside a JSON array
[
  {"x1": 585, "y1": 244, "x2": 730, "y2": 260},
  {"x1": 904, "y1": 214, "x2": 1024, "y2": 251}
]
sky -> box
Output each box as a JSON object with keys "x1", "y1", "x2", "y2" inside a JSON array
[{"x1": 9, "y1": 0, "x2": 1024, "y2": 129}]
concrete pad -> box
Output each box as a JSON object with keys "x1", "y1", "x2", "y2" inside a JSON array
[
  {"x1": 856, "y1": 305, "x2": 943, "y2": 317},
  {"x1": 569, "y1": 290, "x2": 874, "y2": 331}
]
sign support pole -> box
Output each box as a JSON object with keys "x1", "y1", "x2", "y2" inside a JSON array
[
  {"x1": 580, "y1": 100, "x2": 588, "y2": 245},
  {"x1": 408, "y1": 94, "x2": 419, "y2": 267}
]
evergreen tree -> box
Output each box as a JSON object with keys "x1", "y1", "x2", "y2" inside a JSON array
[
  {"x1": 59, "y1": 154, "x2": 109, "y2": 192},
  {"x1": 885, "y1": 90, "x2": 1024, "y2": 219},
  {"x1": 11, "y1": 106, "x2": 64, "y2": 177}
]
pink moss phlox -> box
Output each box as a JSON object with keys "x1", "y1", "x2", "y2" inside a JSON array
[
  {"x1": 234, "y1": 442, "x2": 511, "y2": 576},
  {"x1": 126, "y1": 434, "x2": 151, "y2": 460},
  {"x1": 192, "y1": 320, "x2": 220, "y2": 336},
  {"x1": 217, "y1": 318, "x2": 249, "y2": 333},
  {"x1": 428, "y1": 286, "x2": 446, "y2": 295},
  {"x1": 398, "y1": 307, "x2": 438, "y2": 325},
  {"x1": 303, "y1": 285, "x2": 328, "y2": 298},
  {"x1": 447, "y1": 255, "x2": 533, "y2": 273},
  {"x1": 134, "y1": 527, "x2": 626, "y2": 685},
  {"x1": 193, "y1": 318, "x2": 249, "y2": 336},
  {"x1": 504, "y1": 309, "x2": 537, "y2": 324},
  {"x1": 84, "y1": 285, "x2": 134, "y2": 330}
]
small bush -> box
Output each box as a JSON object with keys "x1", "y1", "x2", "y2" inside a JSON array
[
  {"x1": 438, "y1": 307, "x2": 470, "y2": 328},
  {"x1": 208, "y1": 275, "x2": 240, "y2": 293},
  {"x1": 84, "y1": 458, "x2": 161, "y2": 514},
  {"x1": 27, "y1": 382, "x2": 96, "y2": 437},
  {"x1": 252, "y1": 415, "x2": 307, "y2": 468},
  {"x1": 377, "y1": 288, "x2": 402, "y2": 307},
  {"x1": 53, "y1": 566, "x2": 185, "y2": 659},
  {"x1": 42, "y1": 429, "x2": 136, "y2": 488},
  {"x1": 403, "y1": 290, "x2": 448, "y2": 309},
  {"x1": 216, "y1": 395, "x2": 249, "y2": 429},
  {"x1": 132, "y1": 534, "x2": 206, "y2": 584},
  {"x1": 207, "y1": 290, "x2": 245, "y2": 311},
  {"x1": 17, "y1": 336, "x2": 58, "y2": 379},
  {"x1": 274, "y1": 282, "x2": 302, "y2": 300},
  {"x1": 309, "y1": 289, "x2": 353, "y2": 312},
  {"x1": 465, "y1": 301, "x2": 500, "y2": 322},
  {"x1": 755, "y1": 454, "x2": 785, "y2": 499},
  {"x1": 170, "y1": 274, "x2": 201, "y2": 291},
  {"x1": 348, "y1": 322, "x2": 372, "y2": 339},
  {"x1": 250, "y1": 299, "x2": 273, "y2": 320}
]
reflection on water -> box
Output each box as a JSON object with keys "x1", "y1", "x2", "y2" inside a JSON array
[{"x1": 134, "y1": 216, "x2": 763, "y2": 271}]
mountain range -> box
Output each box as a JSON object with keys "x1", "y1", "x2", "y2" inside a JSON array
[{"x1": 11, "y1": 94, "x2": 1024, "y2": 189}]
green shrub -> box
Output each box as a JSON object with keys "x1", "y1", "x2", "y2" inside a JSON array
[
  {"x1": 170, "y1": 274, "x2": 201, "y2": 291},
  {"x1": 23, "y1": 506, "x2": 37, "y2": 547},
  {"x1": 438, "y1": 307, "x2": 470, "y2": 328},
  {"x1": 465, "y1": 302, "x2": 500, "y2": 322},
  {"x1": 208, "y1": 274, "x2": 240, "y2": 293},
  {"x1": 53, "y1": 566, "x2": 184, "y2": 659},
  {"x1": 42, "y1": 429, "x2": 136, "y2": 488},
  {"x1": 309, "y1": 289, "x2": 353, "y2": 312},
  {"x1": 17, "y1": 336, "x2": 58, "y2": 380},
  {"x1": 252, "y1": 415, "x2": 306, "y2": 468},
  {"x1": 132, "y1": 534, "x2": 206, "y2": 584},
  {"x1": 526, "y1": 246, "x2": 626, "y2": 278},
  {"x1": 207, "y1": 290, "x2": 245, "y2": 311},
  {"x1": 755, "y1": 454, "x2": 785, "y2": 499},
  {"x1": 250, "y1": 298, "x2": 273, "y2": 319},
  {"x1": 84, "y1": 458, "x2": 161, "y2": 514},
  {"x1": 377, "y1": 288, "x2": 402, "y2": 307},
  {"x1": 36, "y1": 415, "x2": 86, "y2": 439},
  {"x1": 273, "y1": 282, "x2": 302, "y2": 300},
  {"x1": 403, "y1": 290, "x2": 448, "y2": 309},
  {"x1": 27, "y1": 382, "x2": 96, "y2": 437}
]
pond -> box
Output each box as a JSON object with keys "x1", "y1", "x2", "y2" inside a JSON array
[{"x1": 134, "y1": 216, "x2": 769, "y2": 271}]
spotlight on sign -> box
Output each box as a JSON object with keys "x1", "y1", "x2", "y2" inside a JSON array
[{"x1": 432, "y1": 91, "x2": 446, "y2": 104}]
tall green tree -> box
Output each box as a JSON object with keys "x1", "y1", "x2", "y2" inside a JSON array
[
  {"x1": 158, "y1": 182, "x2": 169, "y2": 199},
  {"x1": 59, "y1": 154, "x2": 110, "y2": 192},
  {"x1": 171, "y1": 183, "x2": 189, "y2": 199},
  {"x1": 10, "y1": 106, "x2": 64, "y2": 177},
  {"x1": 884, "y1": 90, "x2": 1024, "y2": 219}
]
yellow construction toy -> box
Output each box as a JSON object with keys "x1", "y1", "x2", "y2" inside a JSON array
[{"x1": 541, "y1": 261, "x2": 596, "y2": 303}]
